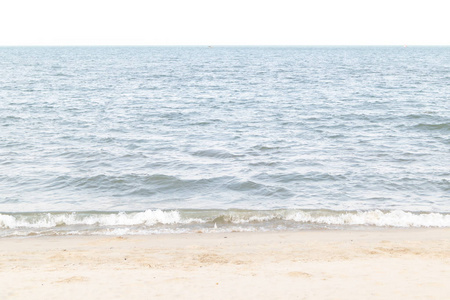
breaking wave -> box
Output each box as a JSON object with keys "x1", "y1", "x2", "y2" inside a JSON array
[{"x1": 1, "y1": 209, "x2": 449, "y2": 237}]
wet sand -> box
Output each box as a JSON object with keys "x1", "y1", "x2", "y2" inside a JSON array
[{"x1": 1, "y1": 229, "x2": 449, "y2": 299}]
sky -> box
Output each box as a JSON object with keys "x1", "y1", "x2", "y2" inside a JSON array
[{"x1": 0, "y1": 0, "x2": 449, "y2": 46}]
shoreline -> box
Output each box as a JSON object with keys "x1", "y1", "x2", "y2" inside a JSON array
[
  {"x1": 1, "y1": 228, "x2": 449, "y2": 299},
  {"x1": 2, "y1": 208, "x2": 450, "y2": 237}
]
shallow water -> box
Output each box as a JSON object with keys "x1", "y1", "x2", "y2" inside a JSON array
[{"x1": 0, "y1": 46, "x2": 449, "y2": 235}]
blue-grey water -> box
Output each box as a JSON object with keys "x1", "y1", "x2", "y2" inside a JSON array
[{"x1": 1, "y1": 46, "x2": 449, "y2": 236}]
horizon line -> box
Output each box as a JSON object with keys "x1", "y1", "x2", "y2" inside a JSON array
[{"x1": 1, "y1": 44, "x2": 449, "y2": 47}]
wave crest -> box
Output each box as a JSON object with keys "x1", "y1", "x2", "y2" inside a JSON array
[
  {"x1": 286, "y1": 210, "x2": 450, "y2": 227},
  {"x1": 0, "y1": 209, "x2": 186, "y2": 229},
  {"x1": 1, "y1": 209, "x2": 449, "y2": 236}
]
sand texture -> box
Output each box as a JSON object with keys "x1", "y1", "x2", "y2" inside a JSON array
[{"x1": 1, "y1": 229, "x2": 449, "y2": 299}]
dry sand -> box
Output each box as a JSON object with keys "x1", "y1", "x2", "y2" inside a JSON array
[{"x1": 1, "y1": 229, "x2": 449, "y2": 299}]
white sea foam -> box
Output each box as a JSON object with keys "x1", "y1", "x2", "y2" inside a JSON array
[
  {"x1": 286, "y1": 210, "x2": 450, "y2": 227},
  {"x1": 1, "y1": 210, "x2": 449, "y2": 236},
  {"x1": 211, "y1": 210, "x2": 450, "y2": 227},
  {"x1": 77, "y1": 210, "x2": 183, "y2": 226},
  {"x1": 0, "y1": 210, "x2": 201, "y2": 229}
]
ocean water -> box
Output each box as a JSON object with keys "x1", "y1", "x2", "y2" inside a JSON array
[{"x1": 0, "y1": 46, "x2": 449, "y2": 236}]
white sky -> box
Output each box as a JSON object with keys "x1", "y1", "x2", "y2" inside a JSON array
[{"x1": 0, "y1": 0, "x2": 449, "y2": 46}]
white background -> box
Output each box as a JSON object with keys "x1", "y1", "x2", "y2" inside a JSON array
[{"x1": 0, "y1": 0, "x2": 449, "y2": 45}]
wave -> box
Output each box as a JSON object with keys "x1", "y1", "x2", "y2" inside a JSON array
[
  {"x1": 209, "y1": 209, "x2": 450, "y2": 227},
  {"x1": 0, "y1": 210, "x2": 197, "y2": 229},
  {"x1": 285, "y1": 210, "x2": 450, "y2": 227},
  {"x1": 191, "y1": 149, "x2": 244, "y2": 159},
  {"x1": 1, "y1": 209, "x2": 449, "y2": 237},
  {"x1": 414, "y1": 123, "x2": 450, "y2": 131},
  {"x1": 33, "y1": 173, "x2": 301, "y2": 197}
]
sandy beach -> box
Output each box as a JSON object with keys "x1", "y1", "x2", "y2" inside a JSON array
[{"x1": 1, "y1": 229, "x2": 449, "y2": 299}]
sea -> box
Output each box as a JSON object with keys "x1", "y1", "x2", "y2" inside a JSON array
[{"x1": 0, "y1": 46, "x2": 449, "y2": 237}]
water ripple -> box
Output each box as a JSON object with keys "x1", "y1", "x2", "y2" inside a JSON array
[{"x1": 0, "y1": 46, "x2": 449, "y2": 213}]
